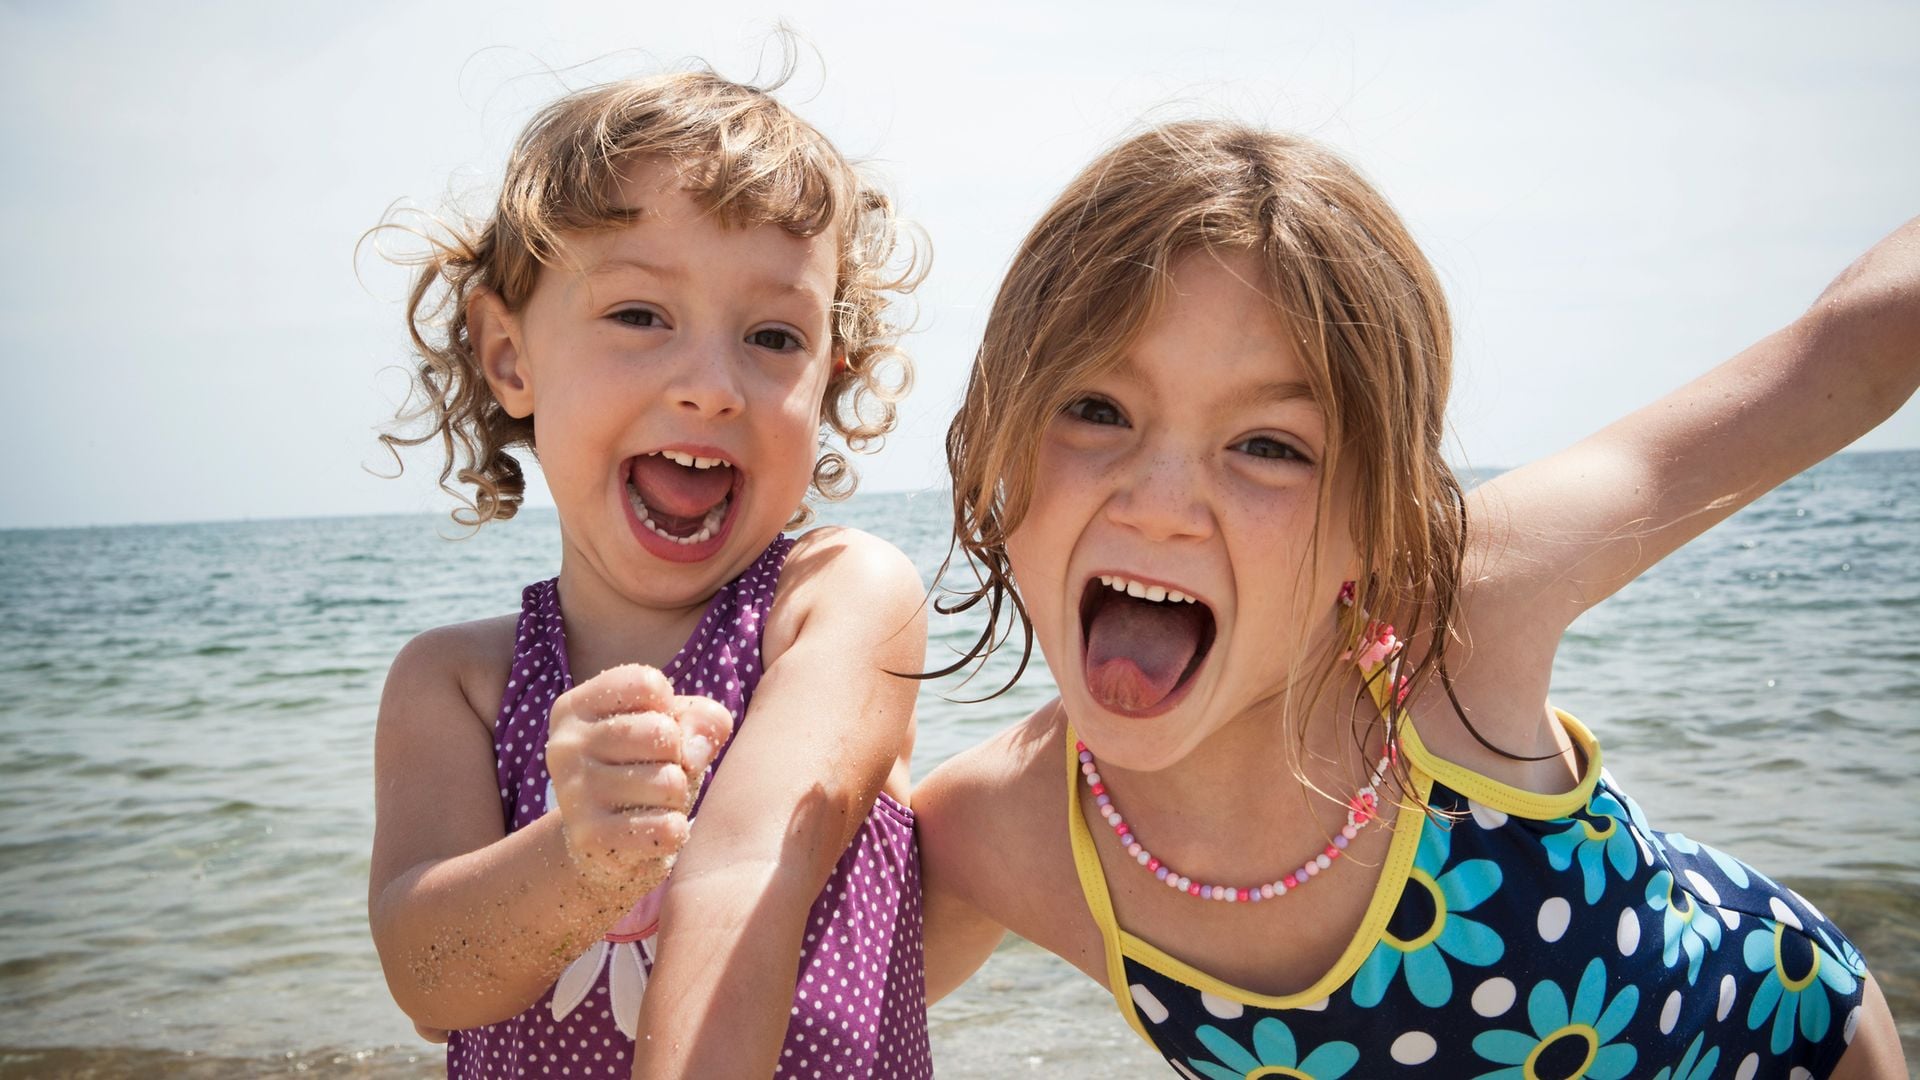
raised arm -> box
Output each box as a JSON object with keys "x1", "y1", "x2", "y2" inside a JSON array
[
  {"x1": 369, "y1": 626, "x2": 724, "y2": 1030},
  {"x1": 1470, "y1": 217, "x2": 1920, "y2": 634},
  {"x1": 627, "y1": 528, "x2": 926, "y2": 1078}
]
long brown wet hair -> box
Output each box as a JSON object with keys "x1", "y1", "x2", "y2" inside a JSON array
[{"x1": 939, "y1": 120, "x2": 1496, "y2": 796}]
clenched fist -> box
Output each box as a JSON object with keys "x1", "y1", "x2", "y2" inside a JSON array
[{"x1": 545, "y1": 664, "x2": 734, "y2": 891}]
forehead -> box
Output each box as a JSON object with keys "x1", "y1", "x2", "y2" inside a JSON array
[
  {"x1": 1118, "y1": 248, "x2": 1318, "y2": 407},
  {"x1": 560, "y1": 157, "x2": 838, "y2": 303}
]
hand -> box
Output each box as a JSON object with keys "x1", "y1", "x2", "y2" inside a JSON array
[{"x1": 546, "y1": 664, "x2": 733, "y2": 891}]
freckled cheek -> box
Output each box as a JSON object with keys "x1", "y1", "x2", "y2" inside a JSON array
[{"x1": 1225, "y1": 486, "x2": 1341, "y2": 614}]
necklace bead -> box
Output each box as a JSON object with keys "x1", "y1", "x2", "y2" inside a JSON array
[{"x1": 1076, "y1": 736, "x2": 1395, "y2": 901}]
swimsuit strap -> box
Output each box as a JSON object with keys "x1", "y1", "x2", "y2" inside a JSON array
[{"x1": 1062, "y1": 719, "x2": 1158, "y2": 1043}]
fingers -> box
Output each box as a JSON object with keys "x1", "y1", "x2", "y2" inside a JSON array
[
  {"x1": 577, "y1": 758, "x2": 691, "y2": 812},
  {"x1": 550, "y1": 710, "x2": 684, "y2": 776},
  {"x1": 568, "y1": 664, "x2": 676, "y2": 721},
  {"x1": 670, "y1": 695, "x2": 733, "y2": 775},
  {"x1": 543, "y1": 673, "x2": 736, "y2": 885}
]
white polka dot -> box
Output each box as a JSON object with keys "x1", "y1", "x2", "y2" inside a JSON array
[
  {"x1": 1468, "y1": 800, "x2": 1508, "y2": 830},
  {"x1": 1684, "y1": 869, "x2": 1721, "y2": 906},
  {"x1": 1472, "y1": 977, "x2": 1517, "y2": 1018},
  {"x1": 1769, "y1": 896, "x2": 1804, "y2": 930},
  {"x1": 1844, "y1": 1005, "x2": 1861, "y2": 1045},
  {"x1": 1297, "y1": 997, "x2": 1330, "y2": 1012},
  {"x1": 1617, "y1": 907, "x2": 1641, "y2": 956},
  {"x1": 1718, "y1": 974, "x2": 1738, "y2": 1021},
  {"x1": 1538, "y1": 897, "x2": 1571, "y2": 942},
  {"x1": 1390, "y1": 1031, "x2": 1436, "y2": 1064},
  {"x1": 1719, "y1": 907, "x2": 1741, "y2": 931},
  {"x1": 1659, "y1": 989, "x2": 1682, "y2": 1034},
  {"x1": 1789, "y1": 1070, "x2": 1812, "y2": 1080},
  {"x1": 1790, "y1": 888, "x2": 1828, "y2": 923},
  {"x1": 1199, "y1": 991, "x2": 1243, "y2": 1019},
  {"x1": 1129, "y1": 983, "x2": 1170, "y2": 1024}
]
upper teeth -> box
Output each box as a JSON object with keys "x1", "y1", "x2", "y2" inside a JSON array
[
  {"x1": 1098, "y1": 575, "x2": 1197, "y2": 604},
  {"x1": 657, "y1": 450, "x2": 728, "y2": 470}
]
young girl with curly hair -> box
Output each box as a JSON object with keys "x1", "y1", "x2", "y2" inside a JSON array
[{"x1": 368, "y1": 70, "x2": 933, "y2": 1079}]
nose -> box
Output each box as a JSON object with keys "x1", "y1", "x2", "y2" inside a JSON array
[
  {"x1": 667, "y1": 338, "x2": 746, "y2": 419},
  {"x1": 1103, "y1": 444, "x2": 1214, "y2": 543}
]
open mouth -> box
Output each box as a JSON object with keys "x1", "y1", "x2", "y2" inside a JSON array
[
  {"x1": 1077, "y1": 574, "x2": 1216, "y2": 717},
  {"x1": 624, "y1": 450, "x2": 739, "y2": 554}
]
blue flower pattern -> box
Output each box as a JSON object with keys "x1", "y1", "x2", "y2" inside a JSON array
[
  {"x1": 1649, "y1": 1032, "x2": 1719, "y2": 1080},
  {"x1": 1350, "y1": 819, "x2": 1504, "y2": 1007},
  {"x1": 1187, "y1": 1018, "x2": 1358, "y2": 1080},
  {"x1": 1645, "y1": 869, "x2": 1722, "y2": 984},
  {"x1": 1742, "y1": 918, "x2": 1859, "y2": 1054},
  {"x1": 1540, "y1": 788, "x2": 1641, "y2": 904},
  {"x1": 1471, "y1": 957, "x2": 1639, "y2": 1080},
  {"x1": 1106, "y1": 767, "x2": 1870, "y2": 1078}
]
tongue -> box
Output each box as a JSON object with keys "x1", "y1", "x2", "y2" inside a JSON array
[
  {"x1": 1083, "y1": 596, "x2": 1207, "y2": 713},
  {"x1": 630, "y1": 456, "x2": 732, "y2": 520}
]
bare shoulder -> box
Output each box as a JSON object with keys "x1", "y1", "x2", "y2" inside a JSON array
[
  {"x1": 783, "y1": 525, "x2": 923, "y2": 599},
  {"x1": 764, "y1": 526, "x2": 925, "y2": 657},
  {"x1": 384, "y1": 613, "x2": 520, "y2": 733}
]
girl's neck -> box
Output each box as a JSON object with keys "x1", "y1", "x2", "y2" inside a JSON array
[
  {"x1": 553, "y1": 555, "x2": 717, "y2": 684},
  {"x1": 1085, "y1": 674, "x2": 1390, "y2": 858}
]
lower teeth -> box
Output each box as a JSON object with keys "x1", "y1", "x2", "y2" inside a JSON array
[{"x1": 628, "y1": 485, "x2": 727, "y2": 545}]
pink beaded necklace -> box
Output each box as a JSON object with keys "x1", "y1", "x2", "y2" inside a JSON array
[{"x1": 1077, "y1": 584, "x2": 1403, "y2": 903}]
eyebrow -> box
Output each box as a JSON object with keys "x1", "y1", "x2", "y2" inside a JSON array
[
  {"x1": 1113, "y1": 364, "x2": 1319, "y2": 411},
  {"x1": 585, "y1": 255, "x2": 682, "y2": 281},
  {"x1": 1248, "y1": 380, "x2": 1318, "y2": 407},
  {"x1": 584, "y1": 255, "x2": 829, "y2": 303}
]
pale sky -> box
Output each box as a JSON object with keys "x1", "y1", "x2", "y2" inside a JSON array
[{"x1": 3, "y1": 1, "x2": 1916, "y2": 529}]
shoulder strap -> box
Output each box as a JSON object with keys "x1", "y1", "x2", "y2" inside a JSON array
[
  {"x1": 1364, "y1": 656, "x2": 1603, "y2": 819},
  {"x1": 1063, "y1": 721, "x2": 1157, "y2": 1045}
]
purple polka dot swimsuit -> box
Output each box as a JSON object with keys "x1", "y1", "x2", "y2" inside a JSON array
[{"x1": 447, "y1": 537, "x2": 932, "y2": 1079}]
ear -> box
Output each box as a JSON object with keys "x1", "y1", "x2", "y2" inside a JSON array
[{"x1": 469, "y1": 287, "x2": 534, "y2": 419}]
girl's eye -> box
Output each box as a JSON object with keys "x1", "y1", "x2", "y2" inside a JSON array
[
  {"x1": 1064, "y1": 396, "x2": 1126, "y2": 427},
  {"x1": 1235, "y1": 435, "x2": 1310, "y2": 463},
  {"x1": 612, "y1": 308, "x2": 662, "y2": 328},
  {"x1": 748, "y1": 328, "x2": 802, "y2": 351}
]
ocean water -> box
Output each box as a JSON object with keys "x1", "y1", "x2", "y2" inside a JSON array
[{"x1": 0, "y1": 450, "x2": 1915, "y2": 1078}]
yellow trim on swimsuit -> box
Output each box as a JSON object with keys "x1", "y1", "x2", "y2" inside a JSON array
[
  {"x1": 1396, "y1": 708, "x2": 1602, "y2": 820},
  {"x1": 1065, "y1": 703, "x2": 1607, "y2": 1033},
  {"x1": 1065, "y1": 723, "x2": 1429, "y2": 1026}
]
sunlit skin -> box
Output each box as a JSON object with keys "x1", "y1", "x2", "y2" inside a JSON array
[
  {"x1": 1008, "y1": 248, "x2": 1365, "y2": 780},
  {"x1": 919, "y1": 221, "x2": 1916, "y2": 1078},
  {"x1": 474, "y1": 159, "x2": 839, "y2": 674},
  {"x1": 373, "y1": 152, "x2": 931, "y2": 1077}
]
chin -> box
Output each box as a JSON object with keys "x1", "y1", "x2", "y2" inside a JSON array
[{"x1": 1061, "y1": 694, "x2": 1210, "y2": 774}]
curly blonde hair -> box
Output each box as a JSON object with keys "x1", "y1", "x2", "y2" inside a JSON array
[{"x1": 379, "y1": 67, "x2": 920, "y2": 526}]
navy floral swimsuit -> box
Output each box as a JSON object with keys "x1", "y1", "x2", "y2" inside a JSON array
[{"x1": 1068, "y1": 710, "x2": 1870, "y2": 1078}]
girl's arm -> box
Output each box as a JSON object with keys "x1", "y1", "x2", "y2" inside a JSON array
[
  {"x1": 916, "y1": 755, "x2": 1011, "y2": 1003},
  {"x1": 627, "y1": 528, "x2": 926, "y2": 1079},
  {"x1": 369, "y1": 627, "x2": 726, "y2": 1030},
  {"x1": 1471, "y1": 217, "x2": 1920, "y2": 635}
]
